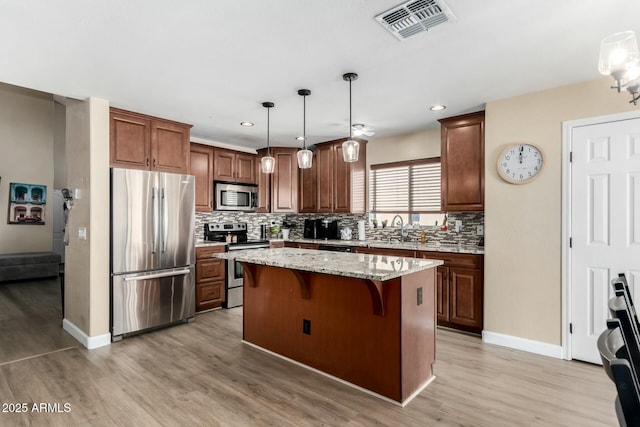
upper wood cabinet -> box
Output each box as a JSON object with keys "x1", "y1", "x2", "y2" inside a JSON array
[
  {"x1": 438, "y1": 111, "x2": 485, "y2": 211},
  {"x1": 315, "y1": 138, "x2": 367, "y2": 214},
  {"x1": 271, "y1": 148, "x2": 298, "y2": 213},
  {"x1": 110, "y1": 108, "x2": 191, "y2": 174},
  {"x1": 256, "y1": 148, "x2": 298, "y2": 213},
  {"x1": 213, "y1": 148, "x2": 256, "y2": 184},
  {"x1": 189, "y1": 143, "x2": 214, "y2": 212},
  {"x1": 255, "y1": 150, "x2": 271, "y2": 213},
  {"x1": 298, "y1": 154, "x2": 317, "y2": 213}
]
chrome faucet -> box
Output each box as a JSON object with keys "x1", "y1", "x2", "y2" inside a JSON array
[{"x1": 391, "y1": 215, "x2": 408, "y2": 242}]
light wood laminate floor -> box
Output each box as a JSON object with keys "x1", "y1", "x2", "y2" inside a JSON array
[
  {"x1": 0, "y1": 307, "x2": 617, "y2": 426},
  {"x1": 0, "y1": 277, "x2": 78, "y2": 366}
]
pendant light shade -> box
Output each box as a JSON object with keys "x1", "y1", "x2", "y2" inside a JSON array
[
  {"x1": 260, "y1": 155, "x2": 275, "y2": 174},
  {"x1": 342, "y1": 72, "x2": 359, "y2": 163},
  {"x1": 261, "y1": 101, "x2": 275, "y2": 174},
  {"x1": 297, "y1": 148, "x2": 313, "y2": 169},
  {"x1": 297, "y1": 89, "x2": 313, "y2": 169}
]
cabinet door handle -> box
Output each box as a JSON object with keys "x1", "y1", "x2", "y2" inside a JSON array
[
  {"x1": 146, "y1": 158, "x2": 150, "y2": 167},
  {"x1": 153, "y1": 158, "x2": 156, "y2": 167}
]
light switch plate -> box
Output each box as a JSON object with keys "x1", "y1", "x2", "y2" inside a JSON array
[{"x1": 78, "y1": 227, "x2": 87, "y2": 240}]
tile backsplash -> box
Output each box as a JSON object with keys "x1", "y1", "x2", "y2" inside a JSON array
[{"x1": 195, "y1": 211, "x2": 484, "y2": 246}]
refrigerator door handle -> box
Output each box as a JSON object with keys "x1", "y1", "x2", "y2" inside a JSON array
[
  {"x1": 152, "y1": 187, "x2": 159, "y2": 253},
  {"x1": 161, "y1": 187, "x2": 168, "y2": 253},
  {"x1": 123, "y1": 268, "x2": 191, "y2": 282}
]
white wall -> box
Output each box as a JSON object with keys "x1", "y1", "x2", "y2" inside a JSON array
[{"x1": 0, "y1": 83, "x2": 54, "y2": 254}]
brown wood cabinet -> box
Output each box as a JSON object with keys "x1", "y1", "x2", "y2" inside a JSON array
[
  {"x1": 256, "y1": 147, "x2": 299, "y2": 213},
  {"x1": 439, "y1": 111, "x2": 485, "y2": 211},
  {"x1": 255, "y1": 150, "x2": 271, "y2": 213},
  {"x1": 195, "y1": 246, "x2": 226, "y2": 312},
  {"x1": 271, "y1": 148, "x2": 298, "y2": 213},
  {"x1": 190, "y1": 143, "x2": 214, "y2": 212},
  {"x1": 110, "y1": 108, "x2": 191, "y2": 174},
  {"x1": 298, "y1": 157, "x2": 317, "y2": 213},
  {"x1": 213, "y1": 148, "x2": 256, "y2": 184},
  {"x1": 420, "y1": 251, "x2": 483, "y2": 334},
  {"x1": 315, "y1": 138, "x2": 367, "y2": 214}
]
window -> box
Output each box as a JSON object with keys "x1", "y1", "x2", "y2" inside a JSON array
[{"x1": 369, "y1": 158, "x2": 442, "y2": 225}]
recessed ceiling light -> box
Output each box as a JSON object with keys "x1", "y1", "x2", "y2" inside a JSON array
[
  {"x1": 240, "y1": 121, "x2": 254, "y2": 127},
  {"x1": 430, "y1": 105, "x2": 446, "y2": 111},
  {"x1": 295, "y1": 136, "x2": 305, "y2": 141}
]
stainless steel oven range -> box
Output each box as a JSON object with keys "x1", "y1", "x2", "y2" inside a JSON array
[{"x1": 204, "y1": 222, "x2": 269, "y2": 308}]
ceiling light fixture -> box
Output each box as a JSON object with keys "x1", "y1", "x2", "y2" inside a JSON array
[
  {"x1": 352, "y1": 123, "x2": 375, "y2": 137},
  {"x1": 240, "y1": 121, "x2": 254, "y2": 127},
  {"x1": 260, "y1": 102, "x2": 275, "y2": 174},
  {"x1": 296, "y1": 89, "x2": 313, "y2": 169},
  {"x1": 430, "y1": 105, "x2": 446, "y2": 111},
  {"x1": 342, "y1": 72, "x2": 360, "y2": 163},
  {"x1": 599, "y1": 30, "x2": 640, "y2": 105}
]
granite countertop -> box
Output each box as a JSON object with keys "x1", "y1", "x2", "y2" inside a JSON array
[
  {"x1": 282, "y1": 238, "x2": 484, "y2": 255},
  {"x1": 213, "y1": 248, "x2": 443, "y2": 282}
]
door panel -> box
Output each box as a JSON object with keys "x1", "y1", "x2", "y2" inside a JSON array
[
  {"x1": 152, "y1": 121, "x2": 188, "y2": 173},
  {"x1": 449, "y1": 267, "x2": 482, "y2": 330},
  {"x1": 436, "y1": 266, "x2": 449, "y2": 323},
  {"x1": 111, "y1": 168, "x2": 157, "y2": 273},
  {"x1": 158, "y1": 173, "x2": 194, "y2": 269},
  {"x1": 571, "y1": 117, "x2": 640, "y2": 363}
]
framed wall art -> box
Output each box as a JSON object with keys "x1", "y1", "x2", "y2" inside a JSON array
[{"x1": 8, "y1": 182, "x2": 47, "y2": 225}]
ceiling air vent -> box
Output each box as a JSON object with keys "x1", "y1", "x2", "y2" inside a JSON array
[{"x1": 374, "y1": 0, "x2": 454, "y2": 41}]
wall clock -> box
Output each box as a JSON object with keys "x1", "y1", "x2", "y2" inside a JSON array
[{"x1": 497, "y1": 143, "x2": 545, "y2": 184}]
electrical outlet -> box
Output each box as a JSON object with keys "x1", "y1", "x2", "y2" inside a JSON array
[
  {"x1": 78, "y1": 227, "x2": 87, "y2": 240},
  {"x1": 454, "y1": 220, "x2": 462, "y2": 232},
  {"x1": 477, "y1": 225, "x2": 484, "y2": 236},
  {"x1": 303, "y1": 319, "x2": 311, "y2": 335}
]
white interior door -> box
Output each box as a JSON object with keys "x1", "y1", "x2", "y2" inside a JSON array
[{"x1": 571, "y1": 117, "x2": 640, "y2": 363}]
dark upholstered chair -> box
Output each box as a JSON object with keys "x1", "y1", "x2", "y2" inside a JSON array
[{"x1": 598, "y1": 323, "x2": 640, "y2": 427}]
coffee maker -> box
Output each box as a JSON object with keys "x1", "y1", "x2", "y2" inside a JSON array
[{"x1": 304, "y1": 218, "x2": 339, "y2": 240}]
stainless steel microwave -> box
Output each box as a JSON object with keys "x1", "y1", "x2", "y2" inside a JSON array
[{"x1": 214, "y1": 182, "x2": 258, "y2": 212}]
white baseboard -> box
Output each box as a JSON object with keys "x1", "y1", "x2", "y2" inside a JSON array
[
  {"x1": 63, "y1": 319, "x2": 111, "y2": 349},
  {"x1": 482, "y1": 330, "x2": 563, "y2": 359}
]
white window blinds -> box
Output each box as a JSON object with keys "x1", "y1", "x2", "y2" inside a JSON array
[{"x1": 369, "y1": 158, "x2": 441, "y2": 213}]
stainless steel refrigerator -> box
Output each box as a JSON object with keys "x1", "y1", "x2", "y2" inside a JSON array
[{"x1": 110, "y1": 168, "x2": 195, "y2": 341}]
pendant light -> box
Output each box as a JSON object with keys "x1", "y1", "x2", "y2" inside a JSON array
[
  {"x1": 260, "y1": 102, "x2": 275, "y2": 174},
  {"x1": 342, "y1": 72, "x2": 360, "y2": 163},
  {"x1": 297, "y1": 89, "x2": 313, "y2": 169}
]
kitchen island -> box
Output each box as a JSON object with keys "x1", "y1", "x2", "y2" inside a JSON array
[{"x1": 214, "y1": 248, "x2": 443, "y2": 406}]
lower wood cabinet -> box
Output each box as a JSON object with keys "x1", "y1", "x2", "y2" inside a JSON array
[
  {"x1": 278, "y1": 242, "x2": 484, "y2": 333},
  {"x1": 420, "y1": 251, "x2": 483, "y2": 334},
  {"x1": 195, "y1": 246, "x2": 226, "y2": 312}
]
